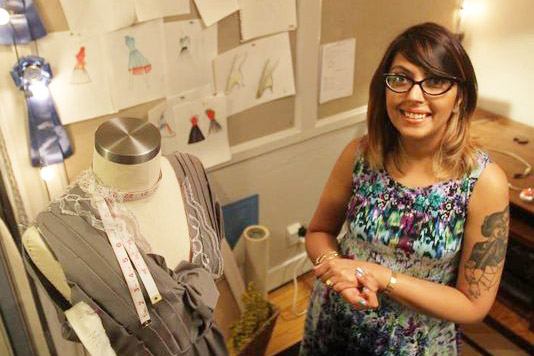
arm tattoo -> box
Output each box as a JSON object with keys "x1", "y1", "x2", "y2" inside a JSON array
[{"x1": 464, "y1": 206, "x2": 509, "y2": 299}]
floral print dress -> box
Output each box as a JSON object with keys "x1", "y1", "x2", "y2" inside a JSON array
[{"x1": 300, "y1": 151, "x2": 490, "y2": 356}]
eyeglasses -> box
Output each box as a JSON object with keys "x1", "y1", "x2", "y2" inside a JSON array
[{"x1": 383, "y1": 73, "x2": 460, "y2": 96}]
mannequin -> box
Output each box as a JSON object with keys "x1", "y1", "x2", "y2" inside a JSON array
[{"x1": 22, "y1": 117, "x2": 227, "y2": 356}]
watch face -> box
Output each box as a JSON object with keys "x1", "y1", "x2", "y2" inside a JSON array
[{"x1": 22, "y1": 64, "x2": 43, "y2": 83}]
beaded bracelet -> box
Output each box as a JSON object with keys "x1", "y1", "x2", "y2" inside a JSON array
[{"x1": 314, "y1": 250, "x2": 339, "y2": 265}]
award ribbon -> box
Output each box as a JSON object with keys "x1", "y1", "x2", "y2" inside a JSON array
[
  {"x1": 11, "y1": 56, "x2": 73, "y2": 167},
  {"x1": 0, "y1": 0, "x2": 47, "y2": 44}
]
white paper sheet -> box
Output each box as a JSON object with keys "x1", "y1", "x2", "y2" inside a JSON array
[
  {"x1": 238, "y1": 0, "x2": 297, "y2": 41},
  {"x1": 37, "y1": 32, "x2": 116, "y2": 125},
  {"x1": 59, "y1": 0, "x2": 136, "y2": 35},
  {"x1": 213, "y1": 32, "x2": 295, "y2": 116},
  {"x1": 147, "y1": 85, "x2": 213, "y2": 126},
  {"x1": 101, "y1": 20, "x2": 166, "y2": 110},
  {"x1": 134, "y1": 0, "x2": 190, "y2": 22},
  {"x1": 163, "y1": 20, "x2": 217, "y2": 98},
  {"x1": 319, "y1": 38, "x2": 356, "y2": 104},
  {"x1": 161, "y1": 95, "x2": 230, "y2": 168},
  {"x1": 193, "y1": 0, "x2": 239, "y2": 27}
]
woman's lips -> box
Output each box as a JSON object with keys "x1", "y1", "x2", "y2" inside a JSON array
[{"x1": 400, "y1": 109, "x2": 430, "y2": 124}]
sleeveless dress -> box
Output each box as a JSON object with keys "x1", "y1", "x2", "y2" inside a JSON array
[{"x1": 300, "y1": 150, "x2": 490, "y2": 356}]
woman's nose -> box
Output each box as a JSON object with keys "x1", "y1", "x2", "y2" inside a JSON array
[{"x1": 406, "y1": 82, "x2": 426, "y2": 101}]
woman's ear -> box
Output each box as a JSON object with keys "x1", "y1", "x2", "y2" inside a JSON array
[{"x1": 453, "y1": 95, "x2": 463, "y2": 114}]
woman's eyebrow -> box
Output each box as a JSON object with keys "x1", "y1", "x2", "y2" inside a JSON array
[{"x1": 389, "y1": 65, "x2": 413, "y2": 76}]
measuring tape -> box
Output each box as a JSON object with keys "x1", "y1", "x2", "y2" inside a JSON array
[{"x1": 94, "y1": 195, "x2": 161, "y2": 326}]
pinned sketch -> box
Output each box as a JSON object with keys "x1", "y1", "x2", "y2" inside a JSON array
[
  {"x1": 238, "y1": 0, "x2": 297, "y2": 41},
  {"x1": 163, "y1": 20, "x2": 217, "y2": 98},
  {"x1": 193, "y1": 0, "x2": 238, "y2": 27},
  {"x1": 159, "y1": 113, "x2": 176, "y2": 138},
  {"x1": 214, "y1": 32, "x2": 295, "y2": 115},
  {"x1": 148, "y1": 86, "x2": 212, "y2": 145},
  {"x1": 102, "y1": 20, "x2": 165, "y2": 110},
  {"x1": 166, "y1": 95, "x2": 231, "y2": 168},
  {"x1": 134, "y1": 0, "x2": 190, "y2": 22},
  {"x1": 59, "y1": 0, "x2": 135, "y2": 35},
  {"x1": 206, "y1": 109, "x2": 222, "y2": 134},
  {"x1": 226, "y1": 52, "x2": 247, "y2": 94},
  {"x1": 71, "y1": 47, "x2": 91, "y2": 84},
  {"x1": 319, "y1": 38, "x2": 356, "y2": 104},
  {"x1": 37, "y1": 32, "x2": 116, "y2": 124}
]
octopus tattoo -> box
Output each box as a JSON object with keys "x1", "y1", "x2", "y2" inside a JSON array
[{"x1": 464, "y1": 206, "x2": 509, "y2": 298}]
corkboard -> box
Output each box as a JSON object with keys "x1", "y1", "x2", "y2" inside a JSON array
[
  {"x1": 318, "y1": 0, "x2": 458, "y2": 119},
  {"x1": 32, "y1": 0, "x2": 296, "y2": 181}
]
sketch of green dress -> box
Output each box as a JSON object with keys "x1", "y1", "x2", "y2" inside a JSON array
[{"x1": 125, "y1": 35, "x2": 151, "y2": 75}]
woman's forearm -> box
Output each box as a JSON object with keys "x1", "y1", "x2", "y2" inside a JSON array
[
  {"x1": 305, "y1": 231, "x2": 340, "y2": 264},
  {"x1": 388, "y1": 272, "x2": 486, "y2": 324}
]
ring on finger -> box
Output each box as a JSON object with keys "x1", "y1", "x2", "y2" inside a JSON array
[{"x1": 325, "y1": 279, "x2": 333, "y2": 288}]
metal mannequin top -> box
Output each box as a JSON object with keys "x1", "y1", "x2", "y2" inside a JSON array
[{"x1": 95, "y1": 117, "x2": 161, "y2": 165}]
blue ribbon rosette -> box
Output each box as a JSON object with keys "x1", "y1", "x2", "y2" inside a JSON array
[
  {"x1": 11, "y1": 56, "x2": 73, "y2": 167},
  {"x1": 0, "y1": 0, "x2": 46, "y2": 44}
]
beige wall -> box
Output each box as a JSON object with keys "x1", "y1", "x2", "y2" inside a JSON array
[
  {"x1": 319, "y1": 0, "x2": 458, "y2": 119},
  {"x1": 1, "y1": 1, "x2": 459, "y2": 288},
  {"x1": 461, "y1": 0, "x2": 534, "y2": 127}
]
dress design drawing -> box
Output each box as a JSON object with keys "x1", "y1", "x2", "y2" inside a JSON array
[
  {"x1": 188, "y1": 115, "x2": 205, "y2": 144},
  {"x1": 159, "y1": 113, "x2": 176, "y2": 138},
  {"x1": 256, "y1": 58, "x2": 278, "y2": 98},
  {"x1": 125, "y1": 35, "x2": 152, "y2": 75},
  {"x1": 71, "y1": 46, "x2": 91, "y2": 84},
  {"x1": 206, "y1": 109, "x2": 222, "y2": 134}
]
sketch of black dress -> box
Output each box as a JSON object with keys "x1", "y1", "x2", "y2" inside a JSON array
[{"x1": 188, "y1": 115, "x2": 205, "y2": 144}]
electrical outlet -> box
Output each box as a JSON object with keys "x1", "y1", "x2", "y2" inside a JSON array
[{"x1": 286, "y1": 222, "x2": 303, "y2": 246}]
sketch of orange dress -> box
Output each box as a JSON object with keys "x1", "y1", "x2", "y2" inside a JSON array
[
  {"x1": 71, "y1": 46, "x2": 91, "y2": 84},
  {"x1": 125, "y1": 35, "x2": 152, "y2": 75}
]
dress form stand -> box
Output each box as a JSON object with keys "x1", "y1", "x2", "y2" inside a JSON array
[{"x1": 21, "y1": 118, "x2": 194, "y2": 356}]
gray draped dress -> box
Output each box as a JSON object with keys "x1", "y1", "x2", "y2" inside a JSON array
[{"x1": 26, "y1": 153, "x2": 228, "y2": 356}]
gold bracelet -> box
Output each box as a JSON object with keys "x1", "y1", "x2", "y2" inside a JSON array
[
  {"x1": 314, "y1": 250, "x2": 339, "y2": 265},
  {"x1": 384, "y1": 270, "x2": 398, "y2": 295}
]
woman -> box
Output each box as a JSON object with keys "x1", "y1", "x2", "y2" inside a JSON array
[{"x1": 301, "y1": 22, "x2": 509, "y2": 355}]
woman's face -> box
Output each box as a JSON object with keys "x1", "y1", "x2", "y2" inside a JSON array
[{"x1": 385, "y1": 53, "x2": 459, "y2": 147}]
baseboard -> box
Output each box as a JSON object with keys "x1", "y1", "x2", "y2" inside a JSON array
[{"x1": 266, "y1": 252, "x2": 314, "y2": 292}]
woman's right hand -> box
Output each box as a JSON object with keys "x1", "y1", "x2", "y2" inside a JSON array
[{"x1": 333, "y1": 270, "x2": 381, "y2": 309}]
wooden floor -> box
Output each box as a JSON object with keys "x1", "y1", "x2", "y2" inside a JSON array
[{"x1": 265, "y1": 272, "x2": 533, "y2": 356}]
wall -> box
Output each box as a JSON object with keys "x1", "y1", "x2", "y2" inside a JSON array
[
  {"x1": 461, "y1": 0, "x2": 534, "y2": 127},
  {"x1": 0, "y1": 0, "x2": 459, "y2": 291}
]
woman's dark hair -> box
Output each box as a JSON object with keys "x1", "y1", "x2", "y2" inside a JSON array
[{"x1": 365, "y1": 22, "x2": 479, "y2": 178}]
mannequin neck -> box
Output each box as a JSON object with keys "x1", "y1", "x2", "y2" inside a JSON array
[{"x1": 92, "y1": 149, "x2": 161, "y2": 192}]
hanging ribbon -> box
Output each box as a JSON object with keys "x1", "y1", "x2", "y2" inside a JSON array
[
  {"x1": 11, "y1": 56, "x2": 73, "y2": 167},
  {"x1": 0, "y1": 0, "x2": 46, "y2": 44}
]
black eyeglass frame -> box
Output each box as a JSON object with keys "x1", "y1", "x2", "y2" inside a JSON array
[{"x1": 383, "y1": 73, "x2": 462, "y2": 96}]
